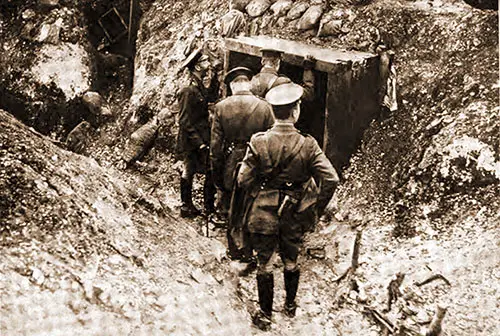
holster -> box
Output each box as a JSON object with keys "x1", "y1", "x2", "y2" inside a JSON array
[
  {"x1": 296, "y1": 177, "x2": 319, "y2": 213},
  {"x1": 277, "y1": 194, "x2": 299, "y2": 218}
]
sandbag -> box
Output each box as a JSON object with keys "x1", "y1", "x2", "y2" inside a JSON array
[
  {"x1": 246, "y1": 0, "x2": 271, "y2": 17},
  {"x1": 297, "y1": 5, "x2": 324, "y2": 31},
  {"x1": 270, "y1": 0, "x2": 293, "y2": 17},
  {"x1": 287, "y1": 2, "x2": 308, "y2": 20},
  {"x1": 221, "y1": 9, "x2": 247, "y2": 37}
]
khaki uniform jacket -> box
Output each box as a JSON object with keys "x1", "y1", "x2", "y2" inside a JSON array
[
  {"x1": 250, "y1": 67, "x2": 279, "y2": 98},
  {"x1": 237, "y1": 122, "x2": 339, "y2": 235},
  {"x1": 176, "y1": 75, "x2": 219, "y2": 155},
  {"x1": 210, "y1": 91, "x2": 274, "y2": 191}
]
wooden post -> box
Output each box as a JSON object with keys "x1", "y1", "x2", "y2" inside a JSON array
[
  {"x1": 324, "y1": 61, "x2": 352, "y2": 171},
  {"x1": 128, "y1": 0, "x2": 134, "y2": 44}
]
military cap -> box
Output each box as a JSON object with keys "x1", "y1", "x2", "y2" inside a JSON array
[
  {"x1": 224, "y1": 66, "x2": 253, "y2": 84},
  {"x1": 181, "y1": 47, "x2": 210, "y2": 70},
  {"x1": 260, "y1": 48, "x2": 283, "y2": 58},
  {"x1": 265, "y1": 83, "x2": 303, "y2": 107}
]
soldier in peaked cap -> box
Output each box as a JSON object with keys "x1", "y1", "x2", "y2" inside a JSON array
[
  {"x1": 210, "y1": 66, "x2": 274, "y2": 269},
  {"x1": 237, "y1": 83, "x2": 339, "y2": 330},
  {"x1": 176, "y1": 47, "x2": 220, "y2": 218},
  {"x1": 268, "y1": 54, "x2": 318, "y2": 136},
  {"x1": 250, "y1": 48, "x2": 283, "y2": 98}
]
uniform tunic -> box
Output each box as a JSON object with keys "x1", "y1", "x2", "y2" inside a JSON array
[
  {"x1": 250, "y1": 67, "x2": 279, "y2": 98},
  {"x1": 176, "y1": 74, "x2": 219, "y2": 171},
  {"x1": 237, "y1": 122, "x2": 339, "y2": 236},
  {"x1": 210, "y1": 91, "x2": 274, "y2": 191}
]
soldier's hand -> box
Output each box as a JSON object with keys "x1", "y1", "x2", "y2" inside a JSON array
[{"x1": 303, "y1": 55, "x2": 316, "y2": 70}]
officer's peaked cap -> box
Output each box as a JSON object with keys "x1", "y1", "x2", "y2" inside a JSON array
[
  {"x1": 260, "y1": 48, "x2": 283, "y2": 58},
  {"x1": 265, "y1": 83, "x2": 303, "y2": 107},
  {"x1": 181, "y1": 47, "x2": 209, "y2": 70},
  {"x1": 224, "y1": 66, "x2": 253, "y2": 84}
]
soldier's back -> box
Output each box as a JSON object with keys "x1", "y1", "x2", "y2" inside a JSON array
[
  {"x1": 250, "y1": 125, "x2": 325, "y2": 185},
  {"x1": 250, "y1": 71, "x2": 278, "y2": 98},
  {"x1": 216, "y1": 94, "x2": 274, "y2": 143}
]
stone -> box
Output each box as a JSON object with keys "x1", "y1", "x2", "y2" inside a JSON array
[
  {"x1": 297, "y1": 5, "x2": 324, "y2": 31},
  {"x1": 221, "y1": 9, "x2": 247, "y2": 38},
  {"x1": 270, "y1": 0, "x2": 293, "y2": 17},
  {"x1": 288, "y1": 18, "x2": 299, "y2": 29},
  {"x1": 32, "y1": 43, "x2": 91, "y2": 100},
  {"x1": 100, "y1": 105, "x2": 112, "y2": 116},
  {"x1": 39, "y1": 0, "x2": 59, "y2": 7},
  {"x1": 357, "y1": 287, "x2": 368, "y2": 303},
  {"x1": 230, "y1": 0, "x2": 252, "y2": 11},
  {"x1": 38, "y1": 18, "x2": 63, "y2": 44},
  {"x1": 22, "y1": 9, "x2": 36, "y2": 20},
  {"x1": 82, "y1": 91, "x2": 106, "y2": 115},
  {"x1": 260, "y1": 13, "x2": 275, "y2": 29},
  {"x1": 276, "y1": 16, "x2": 288, "y2": 28},
  {"x1": 31, "y1": 267, "x2": 45, "y2": 285},
  {"x1": 157, "y1": 108, "x2": 173, "y2": 123},
  {"x1": 246, "y1": 0, "x2": 271, "y2": 17},
  {"x1": 319, "y1": 8, "x2": 355, "y2": 36},
  {"x1": 66, "y1": 121, "x2": 92, "y2": 154},
  {"x1": 287, "y1": 2, "x2": 308, "y2": 20},
  {"x1": 317, "y1": 19, "x2": 344, "y2": 37},
  {"x1": 83, "y1": 91, "x2": 112, "y2": 117}
]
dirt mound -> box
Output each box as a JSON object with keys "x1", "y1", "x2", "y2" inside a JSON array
[
  {"x1": 335, "y1": 2, "x2": 499, "y2": 236},
  {"x1": 0, "y1": 109, "x2": 251, "y2": 334}
]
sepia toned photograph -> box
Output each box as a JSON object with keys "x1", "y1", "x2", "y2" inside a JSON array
[{"x1": 0, "y1": 0, "x2": 498, "y2": 335}]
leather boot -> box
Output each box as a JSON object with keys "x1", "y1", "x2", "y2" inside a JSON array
[
  {"x1": 284, "y1": 269, "x2": 300, "y2": 317},
  {"x1": 252, "y1": 272, "x2": 274, "y2": 331},
  {"x1": 180, "y1": 178, "x2": 201, "y2": 218}
]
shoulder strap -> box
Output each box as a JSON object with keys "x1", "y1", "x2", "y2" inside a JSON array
[
  {"x1": 265, "y1": 135, "x2": 306, "y2": 183},
  {"x1": 267, "y1": 75, "x2": 278, "y2": 92}
]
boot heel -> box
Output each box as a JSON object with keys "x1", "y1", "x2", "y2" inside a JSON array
[{"x1": 252, "y1": 310, "x2": 272, "y2": 331}]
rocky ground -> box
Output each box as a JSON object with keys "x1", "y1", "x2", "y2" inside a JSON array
[{"x1": 1, "y1": 0, "x2": 499, "y2": 335}]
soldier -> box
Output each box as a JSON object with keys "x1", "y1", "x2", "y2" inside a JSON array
[
  {"x1": 210, "y1": 66, "x2": 274, "y2": 263},
  {"x1": 237, "y1": 83, "x2": 339, "y2": 331},
  {"x1": 251, "y1": 47, "x2": 317, "y2": 136},
  {"x1": 176, "y1": 47, "x2": 219, "y2": 218},
  {"x1": 251, "y1": 48, "x2": 316, "y2": 102},
  {"x1": 250, "y1": 48, "x2": 282, "y2": 98},
  {"x1": 269, "y1": 55, "x2": 317, "y2": 135}
]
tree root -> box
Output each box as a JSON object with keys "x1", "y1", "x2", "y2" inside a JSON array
[
  {"x1": 332, "y1": 229, "x2": 363, "y2": 284},
  {"x1": 364, "y1": 307, "x2": 395, "y2": 334},
  {"x1": 416, "y1": 274, "x2": 451, "y2": 287},
  {"x1": 384, "y1": 272, "x2": 406, "y2": 312},
  {"x1": 425, "y1": 305, "x2": 447, "y2": 336},
  {"x1": 351, "y1": 230, "x2": 362, "y2": 270}
]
